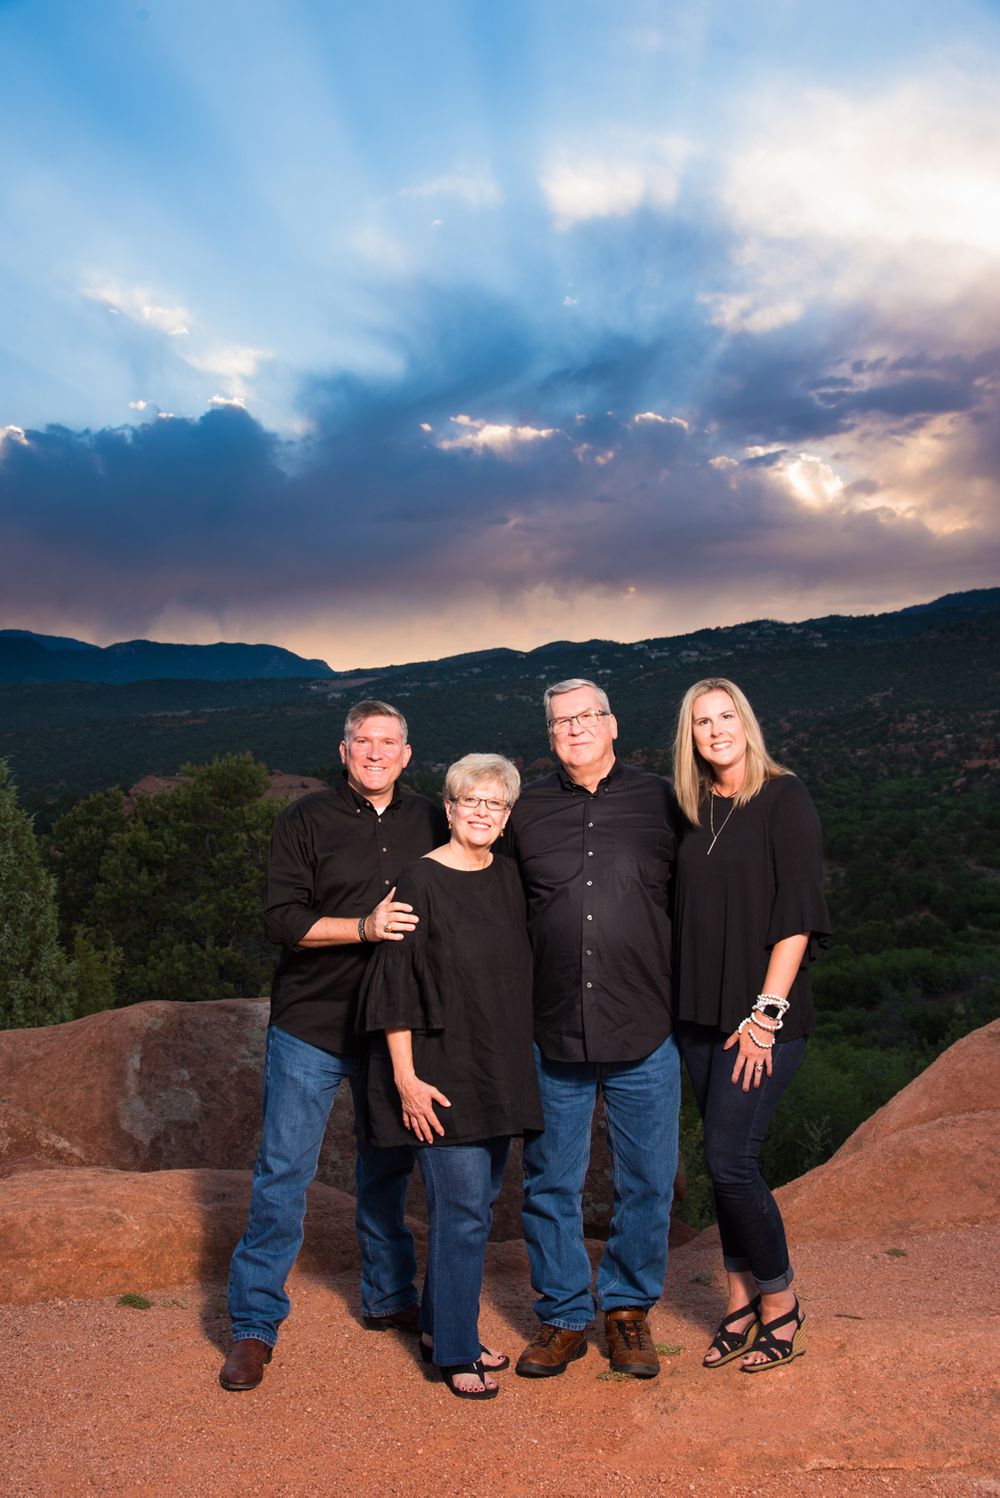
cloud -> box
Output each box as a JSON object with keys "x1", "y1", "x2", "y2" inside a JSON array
[
  {"x1": 700, "y1": 293, "x2": 804, "y2": 335},
  {"x1": 712, "y1": 71, "x2": 1000, "y2": 332},
  {"x1": 437, "y1": 414, "x2": 561, "y2": 454},
  {"x1": 3, "y1": 265, "x2": 997, "y2": 665},
  {"x1": 82, "y1": 280, "x2": 190, "y2": 336},
  {"x1": 541, "y1": 135, "x2": 688, "y2": 228},
  {"x1": 632, "y1": 412, "x2": 688, "y2": 429},
  {"x1": 399, "y1": 173, "x2": 501, "y2": 207},
  {"x1": 722, "y1": 77, "x2": 1000, "y2": 259}
]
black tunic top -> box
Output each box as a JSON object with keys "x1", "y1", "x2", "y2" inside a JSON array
[
  {"x1": 674, "y1": 775, "x2": 831, "y2": 1042},
  {"x1": 503, "y1": 759, "x2": 679, "y2": 1065},
  {"x1": 263, "y1": 774, "x2": 447, "y2": 1054},
  {"x1": 358, "y1": 855, "x2": 543, "y2": 1148}
]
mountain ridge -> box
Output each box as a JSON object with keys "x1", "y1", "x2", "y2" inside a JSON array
[
  {"x1": 1, "y1": 586, "x2": 996, "y2": 684},
  {"x1": 0, "y1": 633, "x2": 333, "y2": 684}
]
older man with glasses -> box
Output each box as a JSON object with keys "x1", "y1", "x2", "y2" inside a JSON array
[{"x1": 503, "y1": 678, "x2": 681, "y2": 1379}]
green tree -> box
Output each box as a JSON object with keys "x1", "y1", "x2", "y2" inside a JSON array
[
  {"x1": 48, "y1": 786, "x2": 126, "y2": 943},
  {"x1": 0, "y1": 759, "x2": 73, "y2": 1028},
  {"x1": 83, "y1": 754, "x2": 278, "y2": 1005}
]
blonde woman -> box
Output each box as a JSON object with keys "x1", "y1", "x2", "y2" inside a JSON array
[
  {"x1": 358, "y1": 753, "x2": 542, "y2": 1400},
  {"x1": 672, "y1": 679, "x2": 829, "y2": 1372}
]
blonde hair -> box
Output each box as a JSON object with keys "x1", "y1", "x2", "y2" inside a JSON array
[
  {"x1": 443, "y1": 753, "x2": 521, "y2": 807},
  {"x1": 672, "y1": 677, "x2": 791, "y2": 825}
]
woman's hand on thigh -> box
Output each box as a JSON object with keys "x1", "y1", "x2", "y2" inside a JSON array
[
  {"x1": 723, "y1": 1026, "x2": 773, "y2": 1091},
  {"x1": 396, "y1": 1073, "x2": 451, "y2": 1142}
]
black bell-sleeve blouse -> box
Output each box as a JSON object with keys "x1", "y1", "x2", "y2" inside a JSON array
[
  {"x1": 357, "y1": 854, "x2": 543, "y2": 1147},
  {"x1": 673, "y1": 775, "x2": 831, "y2": 1041}
]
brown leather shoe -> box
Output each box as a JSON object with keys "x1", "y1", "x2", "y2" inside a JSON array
[
  {"x1": 515, "y1": 1324, "x2": 588, "y2": 1378},
  {"x1": 362, "y1": 1304, "x2": 421, "y2": 1334},
  {"x1": 219, "y1": 1338, "x2": 273, "y2": 1392},
  {"x1": 605, "y1": 1308, "x2": 659, "y2": 1378}
]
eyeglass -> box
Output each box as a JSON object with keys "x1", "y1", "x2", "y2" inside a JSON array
[
  {"x1": 452, "y1": 795, "x2": 508, "y2": 813},
  {"x1": 546, "y1": 709, "x2": 611, "y2": 735}
]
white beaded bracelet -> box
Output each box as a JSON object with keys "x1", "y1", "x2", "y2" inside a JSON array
[
  {"x1": 755, "y1": 992, "x2": 789, "y2": 1013},
  {"x1": 737, "y1": 1017, "x2": 775, "y2": 1048}
]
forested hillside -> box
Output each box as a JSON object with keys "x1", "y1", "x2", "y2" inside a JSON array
[{"x1": 1, "y1": 592, "x2": 996, "y2": 1218}]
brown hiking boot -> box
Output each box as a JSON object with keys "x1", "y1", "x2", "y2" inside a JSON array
[
  {"x1": 604, "y1": 1308, "x2": 659, "y2": 1378},
  {"x1": 515, "y1": 1324, "x2": 588, "y2": 1378},
  {"x1": 219, "y1": 1337, "x2": 273, "y2": 1392}
]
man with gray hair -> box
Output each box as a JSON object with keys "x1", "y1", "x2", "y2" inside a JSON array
[
  {"x1": 504, "y1": 678, "x2": 681, "y2": 1379},
  {"x1": 221, "y1": 700, "x2": 447, "y2": 1391}
]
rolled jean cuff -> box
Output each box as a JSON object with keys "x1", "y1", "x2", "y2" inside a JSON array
[
  {"x1": 542, "y1": 1316, "x2": 592, "y2": 1332},
  {"x1": 231, "y1": 1329, "x2": 278, "y2": 1349},
  {"x1": 721, "y1": 1255, "x2": 795, "y2": 1294},
  {"x1": 755, "y1": 1265, "x2": 795, "y2": 1294}
]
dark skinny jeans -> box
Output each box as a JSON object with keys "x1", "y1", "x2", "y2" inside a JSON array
[{"x1": 676, "y1": 1019, "x2": 805, "y2": 1293}]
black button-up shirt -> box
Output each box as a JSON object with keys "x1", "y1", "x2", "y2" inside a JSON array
[
  {"x1": 264, "y1": 772, "x2": 447, "y2": 1054},
  {"x1": 504, "y1": 759, "x2": 678, "y2": 1064}
]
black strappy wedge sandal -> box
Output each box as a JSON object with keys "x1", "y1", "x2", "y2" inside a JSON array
[
  {"x1": 703, "y1": 1296, "x2": 761, "y2": 1368},
  {"x1": 741, "y1": 1297, "x2": 805, "y2": 1372}
]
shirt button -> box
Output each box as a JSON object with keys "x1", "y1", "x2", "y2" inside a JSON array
[
  {"x1": 384, "y1": 880, "x2": 390, "y2": 886},
  {"x1": 382, "y1": 847, "x2": 387, "y2": 853},
  {"x1": 586, "y1": 880, "x2": 592, "y2": 887},
  {"x1": 586, "y1": 948, "x2": 592, "y2": 956},
  {"x1": 587, "y1": 850, "x2": 593, "y2": 856},
  {"x1": 588, "y1": 821, "x2": 594, "y2": 828},
  {"x1": 586, "y1": 914, "x2": 593, "y2": 921},
  {"x1": 586, "y1": 982, "x2": 593, "y2": 989}
]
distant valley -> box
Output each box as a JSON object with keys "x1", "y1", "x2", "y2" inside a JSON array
[{"x1": 0, "y1": 588, "x2": 996, "y2": 814}]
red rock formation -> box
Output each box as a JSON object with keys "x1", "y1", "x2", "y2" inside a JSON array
[
  {"x1": 0, "y1": 998, "x2": 688, "y2": 1251},
  {"x1": 124, "y1": 770, "x2": 328, "y2": 813},
  {"x1": 0, "y1": 1167, "x2": 390, "y2": 1306},
  {"x1": 5, "y1": 1006, "x2": 993, "y2": 1309},
  {"x1": 775, "y1": 1018, "x2": 1000, "y2": 1240}
]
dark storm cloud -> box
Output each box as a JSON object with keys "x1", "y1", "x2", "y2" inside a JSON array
[{"x1": 1, "y1": 279, "x2": 997, "y2": 644}]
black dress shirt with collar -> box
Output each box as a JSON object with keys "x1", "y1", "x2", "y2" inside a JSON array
[
  {"x1": 504, "y1": 758, "x2": 679, "y2": 1064},
  {"x1": 264, "y1": 772, "x2": 447, "y2": 1054}
]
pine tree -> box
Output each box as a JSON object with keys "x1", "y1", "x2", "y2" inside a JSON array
[
  {"x1": 82, "y1": 753, "x2": 277, "y2": 1004},
  {"x1": 0, "y1": 760, "x2": 73, "y2": 1028}
]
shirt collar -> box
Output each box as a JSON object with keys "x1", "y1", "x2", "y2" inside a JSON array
[
  {"x1": 336, "y1": 769, "x2": 403, "y2": 815},
  {"x1": 555, "y1": 756, "x2": 624, "y2": 796}
]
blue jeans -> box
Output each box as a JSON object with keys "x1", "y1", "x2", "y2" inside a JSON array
[
  {"x1": 418, "y1": 1137, "x2": 509, "y2": 1366},
  {"x1": 676, "y1": 1019, "x2": 805, "y2": 1293},
  {"x1": 228, "y1": 1024, "x2": 417, "y2": 1346},
  {"x1": 521, "y1": 1034, "x2": 681, "y2": 1329}
]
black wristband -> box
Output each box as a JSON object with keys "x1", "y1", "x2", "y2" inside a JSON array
[{"x1": 358, "y1": 915, "x2": 368, "y2": 944}]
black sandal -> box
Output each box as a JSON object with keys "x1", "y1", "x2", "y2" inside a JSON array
[
  {"x1": 439, "y1": 1358, "x2": 500, "y2": 1400},
  {"x1": 703, "y1": 1296, "x2": 761, "y2": 1368},
  {"x1": 741, "y1": 1297, "x2": 805, "y2": 1372},
  {"x1": 420, "y1": 1338, "x2": 509, "y2": 1371}
]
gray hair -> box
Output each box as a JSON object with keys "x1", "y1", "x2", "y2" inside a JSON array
[
  {"x1": 542, "y1": 677, "x2": 611, "y2": 722},
  {"x1": 444, "y1": 753, "x2": 521, "y2": 807},
  {"x1": 343, "y1": 699, "x2": 409, "y2": 743}
]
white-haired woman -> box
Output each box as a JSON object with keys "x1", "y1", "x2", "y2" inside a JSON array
[
  {"x1": 359, "y1": 752, "x2": 542, "y2": 1400},
  {"x1": 672, "y1": 679, "x2": 830, "y2": 1372}
]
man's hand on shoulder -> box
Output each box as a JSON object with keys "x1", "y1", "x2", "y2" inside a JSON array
[{"x1": 363, "y1": 886, "x2": 419, "y2": 943}]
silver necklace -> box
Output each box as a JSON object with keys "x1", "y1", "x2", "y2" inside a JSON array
[{"x1": 707, "y1": 791, "x2": 737, "y2": 855}]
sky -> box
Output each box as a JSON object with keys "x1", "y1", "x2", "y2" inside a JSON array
[{"x1": 1, "y1": 0, "x2": 999, "y2": 669}]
